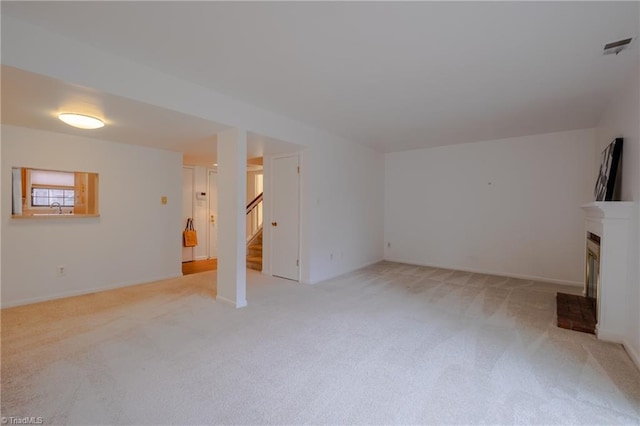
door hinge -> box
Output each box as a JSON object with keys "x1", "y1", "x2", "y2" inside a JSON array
[
  {"x1": 296, "y1": 259, "x2": 299, "y2": 267},
  {"x1": 297, "y1": 166, "x2": 300, "y2": 174}
]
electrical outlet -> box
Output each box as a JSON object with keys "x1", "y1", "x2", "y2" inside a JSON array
[{"x1": 58, "y1": 265, "x2": 66, "y2": 276}]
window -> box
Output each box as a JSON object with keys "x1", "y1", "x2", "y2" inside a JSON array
[
  {"x1": 29, "y1": 170, "x2": 75, "y2": 208},
  {"x1": 31, "y1": 188, "x2": 75, "y2": 207}
]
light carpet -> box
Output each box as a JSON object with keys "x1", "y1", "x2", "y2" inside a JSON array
[{"x1": 1, "y1": 262, "x2": 639, "y2": 425}]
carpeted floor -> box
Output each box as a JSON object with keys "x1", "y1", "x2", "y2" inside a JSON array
[{"x1": 2, "y1": 261, "x2": 639, "y2": 424}]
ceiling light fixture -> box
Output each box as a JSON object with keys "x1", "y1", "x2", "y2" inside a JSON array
[{"x1": 58, "y1": 113, "x2": 105, "y2": 129}]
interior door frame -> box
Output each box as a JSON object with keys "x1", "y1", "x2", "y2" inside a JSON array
[
  {"x1": 267, "y1": 153, "x2": 301, "y2": 282},
  {"x1": 182, "y1": 165, "x2": 195, "y2": 263},
  {"x1": 207, "y1": 168, "x2": 217, "y2": 259}
]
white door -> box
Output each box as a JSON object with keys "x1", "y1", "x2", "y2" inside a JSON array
[
  {"x1": 271, "y1": 155, "x2": 299, "y2": 280},
  {"x1": 208, "y1": 170, "x2": 218, "y2": 259},
  {"x1": 182, "y1": 167, "x2": 194, "y2": 262}
]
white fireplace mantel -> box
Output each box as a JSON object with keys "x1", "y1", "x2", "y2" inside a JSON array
[
  {"x1": 581, "y1": 201, "x2": 634, "y2": 343},
  {"x1": 581, "y1": 202, "x2": 635, "y2": 220}
]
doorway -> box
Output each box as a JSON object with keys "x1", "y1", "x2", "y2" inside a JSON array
[{"x1": 182, "y1": 166, "x2": 194, "y2": 262}]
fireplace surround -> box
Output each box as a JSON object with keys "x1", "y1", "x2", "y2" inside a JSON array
[
  {"x1": 581, "y1": 201, "x2": 633, "y2": 342},
  {"x1": 585, "y1": 232, "x2": 600, "y2": 316}
]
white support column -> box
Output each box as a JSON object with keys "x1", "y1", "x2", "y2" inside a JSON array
[{"x1": 216, "y1": 128, "x2": 247, "y2": 308}]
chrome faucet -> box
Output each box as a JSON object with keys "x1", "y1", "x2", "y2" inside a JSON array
[{"x1": 50, "y1": 202, "x2": 62, "y2": 214}]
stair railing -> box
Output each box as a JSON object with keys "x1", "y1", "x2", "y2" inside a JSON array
[{"x1": 246, "y1": 192, "x2": 263, "y2": 243}]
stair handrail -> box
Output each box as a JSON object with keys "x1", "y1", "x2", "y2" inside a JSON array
[
  {"x1": 246, "y1": 192, "x2": 263, "y2": 215},
  {"x1": 246, "y1": 192, "x2": 263, "y2": 243}
]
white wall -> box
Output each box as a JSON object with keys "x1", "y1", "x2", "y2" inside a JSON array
[
  {"x1": 596, "y1": 65, "x2": 639, "y2": 201},
  {"x1": 260, "y1": 142, "x2": 385, "y2": 284},
  {"x1": 595, "y1": 59, "x2": 640, "y2": 367},
  {"x1": 247, "y1": 170, "x2": 263, "y2": 204},
  {"x1": 1, "y1": 125, "x2": 183, "y2": 307},
  {"x1": 304, "y1": 142, "x2": 385, "y2": 283},
  {"x1": 385, "y1": 128, "x2": 596, "y2": 285}
]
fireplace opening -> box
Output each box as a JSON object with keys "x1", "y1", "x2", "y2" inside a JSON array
[
  {"x1": 555, "y1": 232, "x2": 599, "y2": 334},
  {"x1": 585, "y1": 232, "x2": 600, "y2": 319}
]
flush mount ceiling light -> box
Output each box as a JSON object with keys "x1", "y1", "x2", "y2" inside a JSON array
[
  {"x1": 603, "y1": 37, "x2": 633, "y2": 55},
  {"x1": 58, "y1": 113, "x2": 104, "y2": 129}
]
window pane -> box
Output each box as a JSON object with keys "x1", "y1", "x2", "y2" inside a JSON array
[
  {"x1": 63, "y1": 191, "x2": 75, "y2": 206},
  {"x1": 33, "y1": 197, "x2": 48, "y2": 206},
  {"x1": 31, "y1": 187, "x2": 76, "y2": 207}
]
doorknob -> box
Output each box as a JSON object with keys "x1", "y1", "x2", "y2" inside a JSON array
[{"x1": 271, "y1": 221, "x2": 278, "y2": 227}]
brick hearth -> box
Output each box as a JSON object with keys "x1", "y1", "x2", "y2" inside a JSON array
[{"x1": 556, "y1": 292, "x2": 596, "y2": 334}]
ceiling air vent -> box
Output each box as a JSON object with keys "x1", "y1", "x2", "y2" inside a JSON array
[{"x1": 603, "y1": 37, "x2": 633, "y2": 55}]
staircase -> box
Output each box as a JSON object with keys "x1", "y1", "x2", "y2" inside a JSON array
[
  {"x1": 246, "y1": 229, "x2": 263, "y2": 271},
  {"x1": 246, "y1": 191, "x2": 263, "y2": 271}
]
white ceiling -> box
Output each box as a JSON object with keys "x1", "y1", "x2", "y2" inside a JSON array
[
  {"x1": 1, "y1": 66, "x2": 300, "y2": 166},
  {"x1": 2, "y1": 2, "x2": 639, "y2": 152},
  {"x1": 1, "y1": 65, "x2": 226, "y2": 163}
]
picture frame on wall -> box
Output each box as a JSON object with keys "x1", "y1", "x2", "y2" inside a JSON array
[{"x1": 594, "y1": 138, "x2": 623, "y2": 201}]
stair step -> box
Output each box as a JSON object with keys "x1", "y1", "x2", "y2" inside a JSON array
[
  {"x1": 248, "y1": 246, "x2": 262, "y2": 255},
  {"x1": 247, "y1": 261, "x2": 262, "y2": 271},
  {"x1": 246, "y1": 228, "x2": 263, "y2": 271},
  {"x1": 248, "y1": 233, "x2": 263, "y2": 243}
]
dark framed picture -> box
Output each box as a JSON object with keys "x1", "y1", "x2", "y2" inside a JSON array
[{"x1": 594, "y1": 138, "x2": 623, "y2": 201}]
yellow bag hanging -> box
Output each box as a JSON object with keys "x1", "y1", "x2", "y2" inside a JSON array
[{"x1": 183, "y1": 218, "x2": 198, "y2": 247}]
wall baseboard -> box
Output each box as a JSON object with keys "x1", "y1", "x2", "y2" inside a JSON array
[
  {"x1": 383, "y1": 257, "x2": 582, "y2": 287},
  {"x1": 596, "y1": 328, "x2": 625, "y2": 344},
  {"x1": 623, "y1": 340, "x2": 640, "y2": 371},
  {"x1": 1, "y1": 273, "x2": 183, "y2": 309},
  {"x1": 215, "y1": 295, "x2": 247, "y2": 309},
  {"x1": 303, "y1": 258, "x2": 384, "y2": 285},
  {"x1": 597, "y1": 329, "x2": 640, "y2": 371}
]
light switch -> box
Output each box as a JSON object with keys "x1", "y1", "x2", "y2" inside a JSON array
[{"x1": 161, "y1": 196, "x2": 168, "y2": 205}]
